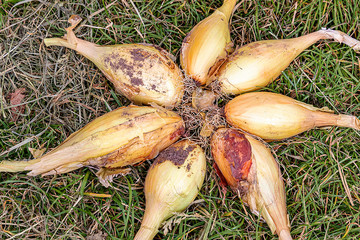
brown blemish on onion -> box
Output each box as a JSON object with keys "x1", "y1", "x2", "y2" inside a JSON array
[
  {"x1": 213, "y1": 162, "x2": 229, "y2": 189},
  {"x1": 104, "y1": 54, "x2": 132, "y2": 74},
  {"x1": 186, "y1": 162, "x2": 192, "y2": 172},
  {"x1": 130, "y1": 77, "x2": 144, "y2": 86},
  {"x1": 223, "y1": 129, "x2": 252, "y2": 180},
  {"x1": 208, "y1": 58, "x2": 226, "y2": 77},
  {"x1": 130, "y1": 48, "x2": 147, "y2": 62},
  {"x1": 232, "y1": 50, "x2": 245, "y2": 58},
  {"x1": 192, "y1": 77, "x2": 202, "y2": 87},
  {"x1": 104, "y1": 53, "x2": 145, "y2": 87},
  {"x1": 170, "y1": 126, "x2": 185, "y2": 140},
  {"x1": 154, "y1": 144, "x2": 196, "y2": 166}
]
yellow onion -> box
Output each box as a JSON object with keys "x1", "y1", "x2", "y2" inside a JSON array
[
  {"x1": 0, "y1": 105, "x2": 184, "y2": 187},
  {"x1": 44, "y1": 15, "x2": 184, "y2": 107},
  {"x1": 214, "y1": 29, "x2": 360, "y2": 94},
  {"x1": 211, "y1": 128, "x2": 292, "y2": 240},
  {"x1": 180, "y1": 0, "x2": 236, "y2": 85},
  {"x1": 225, "y1": 92, "x2": 360, "y2": 140},
  {"x1": 134, "y1": 140, "x2": 206, "y2": 240}
]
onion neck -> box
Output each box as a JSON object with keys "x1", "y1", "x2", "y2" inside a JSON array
[
  {"x1": 313, "y1": 112, "x2": 360, "y2": 130},
  {"x1": 134, "y1": 226, "x2": 158, "y2": 240},
  {"x1": 334, "y1": 114, "x2": 360, "y2": 130},
  {"x1": 316, "y1": 29, "x2": 360, "y2": 50},
  {"x1": 279, "y1": 229, "x2": 293, "y2": 240},
  {"x1": 0, "y1": 159, "x2": 40, "y2": 172},
  {"x1": 44, "y1": 37, "x2": 104, "y2": 66},
  {"x1": 290, "y1": 29, "x2": 360, "y2": 52},
  {"x1": 262, "y1": 200, "x2": 292, "y2": 240},
  {"x1": 218, "y1": 0, "x2": 237, "y2": 20},
  {"x1": 288, "y1": 31, "x2": 327, "y2": 51},
  {"x1": 134, "y1": 202, "x2": 169, "y2": 240}
]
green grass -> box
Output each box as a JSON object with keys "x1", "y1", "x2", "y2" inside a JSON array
[{"x1": 0, "y1": 0, "x2": 359, "y2": 239}]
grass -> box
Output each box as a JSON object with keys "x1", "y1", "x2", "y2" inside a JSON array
[{"x1": 0, "y1": 0, "x2": 359, "y2": 239}]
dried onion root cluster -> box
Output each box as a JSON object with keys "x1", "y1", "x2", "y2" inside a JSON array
[{"x1": 2, "y1": 0, "x2": 360, "y2": 239}]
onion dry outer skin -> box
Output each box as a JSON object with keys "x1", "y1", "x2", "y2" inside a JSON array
[
  {"x1": 225, "y1": 92, "x2": 360, "y2": 140},
  {"x1": 44, "y1": 16, "x2": 184, "y2": 108},
  {"x1": 180, "y1": 0, "x2": 236, "y2": 85},
  {"x1": 0, "y1": 106, "x2": 185, "y2": 187},
  {"x1": 244, "y1": 135, "x2": 291, "y2": 240},
  {"x1": 211, "y1": 128, "x2": 292, "y2": 240},
  {"x1": 135, "y1": 140, "x2": 206, "y2": 240}
]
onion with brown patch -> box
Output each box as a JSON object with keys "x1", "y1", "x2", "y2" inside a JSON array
[
  {"x1": 211, "y1": 128, "x2": 292, "y2": 240},
  {"x1": 134, "y1": 139, "x2": 206, "y2": 240},
  {"x1": 44, "y1": 15, "x2": 184, "y2": 108}
]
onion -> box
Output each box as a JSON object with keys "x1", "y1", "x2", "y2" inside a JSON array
[
  {"x1": 180, "y1": 0, "x2": 237, "y2": 85},
  {"x1": 134, "y1": 140, "x2": 206, "y2": 240},
  {"x1": 44, "y1": 15, "x2": 184, "y2": 107},
  {"x1": 211, "y1": 128, "x2": 292, "y2": 240},
  {"x1": 0, "y1": 105, "x2": 184, "y2": 187},
  {"x1": 225, "y1": 92, "x2": 360, "y2": 140},
  {"x1": 214, "y1": 29, "x2": 360, "y2": 95}
]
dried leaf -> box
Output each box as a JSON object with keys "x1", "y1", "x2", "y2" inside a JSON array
[
  {"x1": 28, "y1": 147, "x2": 46, "y2": 159},
  {"x1": 83, "y1": 193, "x2": 112, "y2": 198},
  {"x1": 9, "y1": 88, "x2": 26, "y2": 122}
]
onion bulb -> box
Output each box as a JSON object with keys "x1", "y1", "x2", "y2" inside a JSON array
[
  {"x1": 225, "y1": 92, "x2": 360, "y2": 140},
  {"x1": 214, "y1": 29, "x2": 360, "y2": 95},
  {"x1": 211, "y1": 128, "x2": 292, "y2": 240},
  {"x1": 180, "y1": 0, "x2": 237, "y2": 85},
  {"x1": 134, "y1": 140, "x2": 206, "y2": 240},
  {"x1": 44, "y1": 15, "x2": 184, "y2": 107},
  {"x1": 0, "y1": 105, "x2": 184, "y2": 187}
]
